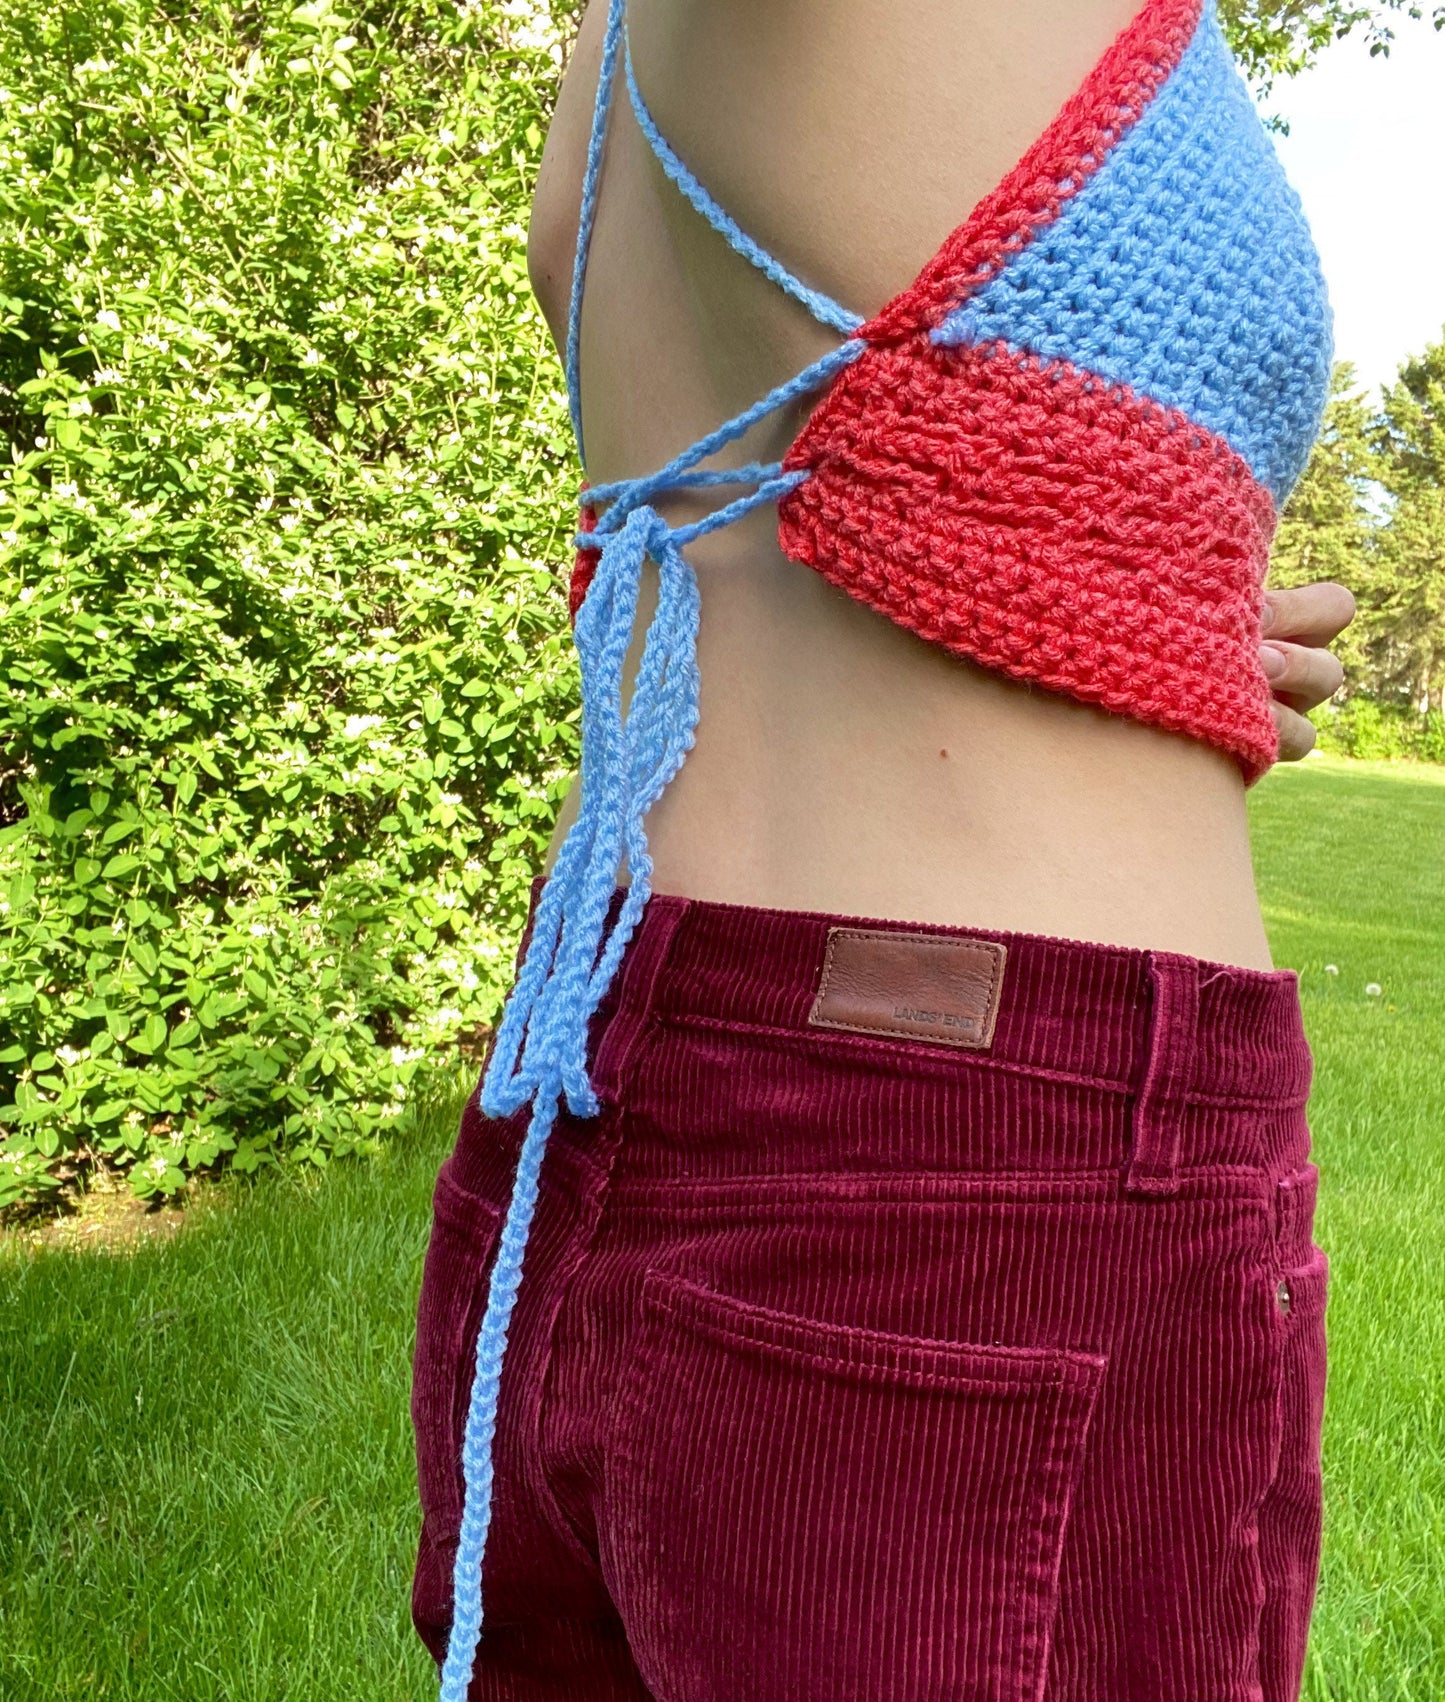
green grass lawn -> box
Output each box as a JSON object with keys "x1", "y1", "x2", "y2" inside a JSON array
[
  {"x1": 0, "y1": 1102, "x2": 458, "y2": 1701},
  {"x1": 1247, "y1": 757, "x2": 1445, "y2": 1699},
  {"x1": 1, "y1": 754, "x2": 1441, "y2": 1701}
]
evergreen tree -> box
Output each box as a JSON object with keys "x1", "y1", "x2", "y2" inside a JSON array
[
  {"x1": 1271, "y1": 362, "x2": 1378, "y2": 589},
  {"x1": 1373, "y1": 335, "x2": 1445, "y2": 711},
  {"x1": 1268, "y1": 363, "x2": 1380, "y2": 680}
]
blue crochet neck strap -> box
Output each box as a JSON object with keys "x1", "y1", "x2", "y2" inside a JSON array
[
  {"x1": 437, "y1": 6, "x2": 867, "y2": 1695},
  {"x1": 565, "y1": 0, "x2": 862, "y2": 456},
  {"x1": 621, "y1": 28, "x2": 864, "y2": 340}
]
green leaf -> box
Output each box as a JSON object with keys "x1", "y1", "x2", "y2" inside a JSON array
[
  {"x1": 128, "y1": 1012, "x2": 169, "y2": 1056},
  {"x1": 0, "y1": 0, "x2": 579, "y2": 1208}
]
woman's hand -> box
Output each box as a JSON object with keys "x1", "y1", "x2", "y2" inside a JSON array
[{"x1": 1260, "y1": 581, "x2": 1357, "y2": 761}]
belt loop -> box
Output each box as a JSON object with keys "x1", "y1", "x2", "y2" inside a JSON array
[
  {"x1": 589, "y1": 893, "x2": 691, "y2": 1106},
  {"x1": 1125, "y1": 951, "x2": 1201, "y2": 1197}
]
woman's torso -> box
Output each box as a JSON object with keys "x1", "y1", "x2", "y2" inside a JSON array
[{"x1": 527, "y1": 0, "x2": 1276, "y2": 970}]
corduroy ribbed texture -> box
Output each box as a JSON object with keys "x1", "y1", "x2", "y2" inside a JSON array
[{"x1": 412, "y1": 887, "x2": 1328, "y2": 1700}]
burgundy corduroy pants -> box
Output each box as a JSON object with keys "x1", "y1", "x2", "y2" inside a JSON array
[{"x1": 411, "y1": 888, "x2": 1328, "y2": 1700}]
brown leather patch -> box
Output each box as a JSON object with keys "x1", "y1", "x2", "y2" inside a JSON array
[{"x1": 808, "y1": 927, "x2": 1007, "y2": 1050}]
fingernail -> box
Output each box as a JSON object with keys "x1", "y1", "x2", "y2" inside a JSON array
[
  {"x1": 1260, "y1": 643, "x2": 1287, "y2": 681},
  {"x1": 1260, "y1": 600, "x2": 1276, "y2": 634}
]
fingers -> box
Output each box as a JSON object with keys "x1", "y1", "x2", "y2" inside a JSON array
[
  {"x1": 1273, "y1": 700, "x2": 1318, "y2": 763},
  {"x1": 1262, "y1": 581, "x2": 1356, "y2": 648},
  {"x1": 1259, "y1": 580, "x2": 1354, "y2": 763},
  {"x1": 1260, "y1": 638, "x2": 1345, "y2": 713}
]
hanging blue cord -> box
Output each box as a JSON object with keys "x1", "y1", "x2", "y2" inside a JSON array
[
  {"x1": 438, "y1": 469, "x2": 836, "y2": 1700},
  {"x1": 440, "y1": 505, "x2": 693, "y2": 1701},
  {"x1": 438, "y1": 6, "x2": 873, "y2": 1694}
]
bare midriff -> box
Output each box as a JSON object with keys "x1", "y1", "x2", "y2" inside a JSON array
[{"x1": 527, "y1": 0, "x2": 1276, "y2": 972}]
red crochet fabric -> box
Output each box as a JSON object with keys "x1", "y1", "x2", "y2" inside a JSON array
[
  {"x1": 570, "y1": 493, "x2": 598, "y2": 622},
  {"x1": 568, "y1": 0, "x2": 1306, "y2": 783},
  {"x1": 777, "y1": 337, "x2": 1279, "y2": 781},
  {"x1": 777, "y1": 0, "x2": 1282, "y2": 782}
]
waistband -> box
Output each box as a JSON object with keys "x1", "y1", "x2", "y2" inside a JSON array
[{"x1": 574, "y1": 881, "x2": 1313, "y2": 1114}]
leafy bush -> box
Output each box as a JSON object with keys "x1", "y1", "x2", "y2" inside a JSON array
[
  {"x1": 0, "y1": 0, "x2": 581, "y2": 1207},
  {"x1": 1311, "y1": 696, "x2": 1445, "y2": 763}
]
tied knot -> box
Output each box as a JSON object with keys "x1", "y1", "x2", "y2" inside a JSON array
[
  {"x1": 594, "y1": 497, "x2": 672, "y2": 552},
  {"x1": 479, "y1": 495, "x2": 701, "y2": 1128}
]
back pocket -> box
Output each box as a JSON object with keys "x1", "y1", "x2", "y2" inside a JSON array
[
  {"x1": 409, "y1": 1156, "x2": 502, "y2": 1655},
  {"x1": 606, "y1": 1268, "x2": 1107, "y2": 1702}
]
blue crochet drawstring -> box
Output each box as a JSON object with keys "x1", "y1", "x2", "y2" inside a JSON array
[{"x1": 438, "y1": 3, "x2": 868, "y2": 1694}]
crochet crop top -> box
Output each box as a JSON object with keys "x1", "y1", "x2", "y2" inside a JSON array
[{"x1": 436, "y1": 2, "x2": 1333, "y2": 1688}]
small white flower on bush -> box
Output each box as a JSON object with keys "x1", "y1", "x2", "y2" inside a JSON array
[
  {"x1": 54, "y1": 1045, "x2": 85, "y2": 1066},
  {"x1": 1365, "y1": 983, "x2": 1383, "y2": 997},
  {"x1": 0, "y1": 0, "x2": 582, "y2": 1212}
]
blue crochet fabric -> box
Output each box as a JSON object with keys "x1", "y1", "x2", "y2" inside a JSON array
[{"x1": 932, "y1": 3, "x2": 1332, "y2": 503}]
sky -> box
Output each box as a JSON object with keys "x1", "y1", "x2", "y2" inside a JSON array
[{"x1": 1270, "y1": 13, "x2": 1445, "y2": 403}]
